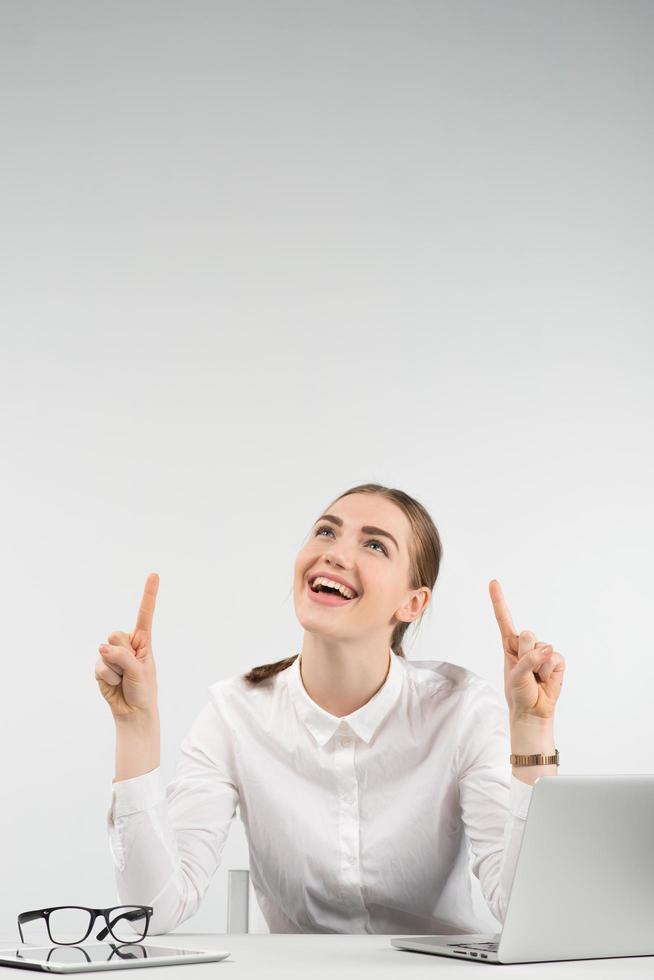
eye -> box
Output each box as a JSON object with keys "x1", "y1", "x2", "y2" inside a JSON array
[{"x1": 314, "y1": 525, "x2": 388, "y2": 556}]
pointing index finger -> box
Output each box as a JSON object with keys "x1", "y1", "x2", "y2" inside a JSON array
[
  {"x1": 134, "y1": 572, "x2": 159, "y2": 635},
  {"x1": 489, "y1": 579, "x2": 517, "y2": 641}
]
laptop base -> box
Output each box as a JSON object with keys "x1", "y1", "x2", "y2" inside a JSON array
[{"x1": 391, "y1": 935, "x2": 500, "y2": 964}]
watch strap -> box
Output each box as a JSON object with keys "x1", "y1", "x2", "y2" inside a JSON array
[{"x1": 510, "y1": 748, "x2": 560, "y2": 767}]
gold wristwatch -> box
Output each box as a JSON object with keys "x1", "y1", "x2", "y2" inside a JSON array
[{"x1": 510, "y1": 749, "x2": 560, "y2": 767}]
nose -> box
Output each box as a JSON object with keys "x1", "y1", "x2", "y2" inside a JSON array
[{"x1": 322, "y1": 548, "x2": 355, "y2": 571}]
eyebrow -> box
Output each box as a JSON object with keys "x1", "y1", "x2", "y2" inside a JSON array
[{"x1": 313, "y1": 514, "x2": 400, "y2": 552}]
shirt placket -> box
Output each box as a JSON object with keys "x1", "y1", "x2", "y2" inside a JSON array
[{"x1": 334, "y1": 722, "x2": 368, "y2": 922}]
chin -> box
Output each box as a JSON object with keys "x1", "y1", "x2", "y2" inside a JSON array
[{"x1": 295, "y1": 611, "x2": 344, "y2": 637}]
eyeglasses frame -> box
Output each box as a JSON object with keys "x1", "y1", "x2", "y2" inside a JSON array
[{"x1": 17, "y1": 906, "x2": 153, "y2": 945}]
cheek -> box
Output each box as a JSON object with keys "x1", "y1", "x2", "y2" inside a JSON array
[
  {"x1": 294, "y1": 543, "x2": 316, "y2": 577},
  {"x1": 378, "y1": 579, "x2": 404, "y2": 607},
  {"x1": 297, "y1": 539, "x2": 324, "y2": 564},
  {"x1": 358, "y1": 577, "x2": 394, "y2": 608}
]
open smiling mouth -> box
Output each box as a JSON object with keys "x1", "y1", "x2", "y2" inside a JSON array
[{"x1": 306, "y1": 580, "x2": 359, "y2": 606}]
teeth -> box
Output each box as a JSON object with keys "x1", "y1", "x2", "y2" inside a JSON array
[{"x1": 311, "y1": 576, "x2": 357, "y2": 599}]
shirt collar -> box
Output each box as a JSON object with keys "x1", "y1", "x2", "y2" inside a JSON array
[{"x1": 284, "y1": 647, "x2": 404, "y2": 746}]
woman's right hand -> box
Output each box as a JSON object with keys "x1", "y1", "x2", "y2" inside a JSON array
[{"x1": 95, "y1": 572, "x2": 160, "y2": 721}]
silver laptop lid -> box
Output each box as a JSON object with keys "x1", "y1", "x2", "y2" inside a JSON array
[{"x1": 499, "y1": 775, "x2": 654, "y2": 963}]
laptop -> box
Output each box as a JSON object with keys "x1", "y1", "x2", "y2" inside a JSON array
[{"x1": 391, "y1": 775, "x2": 654, "y2": 964}]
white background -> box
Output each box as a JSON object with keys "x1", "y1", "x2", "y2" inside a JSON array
[{"x1": 1, "y1": 0, "x2": 652, "y2": 939}]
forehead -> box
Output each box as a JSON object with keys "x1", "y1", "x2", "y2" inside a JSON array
[{"x1": 318, "y1": 495, "x2": 411, "y2": 550}]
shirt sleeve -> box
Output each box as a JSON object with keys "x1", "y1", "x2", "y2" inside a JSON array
[
  {"x1": 453, "y1": 678, "x2": 535, "y2": 925},
  {"x1": 106, "y1": 687, "x2": 239, "y2": 935}
]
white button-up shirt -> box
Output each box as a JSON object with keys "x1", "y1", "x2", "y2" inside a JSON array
[{"x1": 107, "y1": 650, "x2": 534, "y2": 935}]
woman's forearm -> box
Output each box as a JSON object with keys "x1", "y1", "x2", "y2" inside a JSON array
[
  {"x1": 114, "y1": 709, "x2": 161, "y2": 783},
  {"x1": 510, "y1": 713, "x2": 557, "y2": 787}
]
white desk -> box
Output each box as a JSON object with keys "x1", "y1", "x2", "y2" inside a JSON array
[{"x1": 2, "y1": 932, "x2": 654, "y2": 978}]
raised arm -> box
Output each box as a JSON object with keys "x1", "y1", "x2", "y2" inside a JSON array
[
  {"x1": 95, "y1": 573, "x2": 239, "y2": 935},
  {"x1": 489, "y1": 579, "x2": 565, "y2": 786}
]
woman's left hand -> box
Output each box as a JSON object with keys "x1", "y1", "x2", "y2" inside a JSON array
[{"x1": 489, "y1": 579, "x2": 566, "y2": 722}]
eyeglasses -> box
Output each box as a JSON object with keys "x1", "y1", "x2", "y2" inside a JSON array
[{"x1": 17, "y1": 906, "x2": 153, "y2": 945}]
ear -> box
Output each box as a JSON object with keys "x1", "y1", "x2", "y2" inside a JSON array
[{"x1": 395, "y1": 587, "x2": 431, "y2": 623}]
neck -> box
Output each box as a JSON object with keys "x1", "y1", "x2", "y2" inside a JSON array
[{"x1": 299, "y1": 636, "x2": 392, "y2": 717}]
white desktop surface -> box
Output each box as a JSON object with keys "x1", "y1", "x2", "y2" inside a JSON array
[{"x1": 2, "y1": 932, "x2": 654, "y2": 978}]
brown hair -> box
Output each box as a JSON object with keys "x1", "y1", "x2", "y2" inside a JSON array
[{"x1": 242, "y1": 482, "x2": 443, "y2": 686}]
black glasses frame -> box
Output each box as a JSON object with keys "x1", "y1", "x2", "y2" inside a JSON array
[{"x1": 17, "y1": 906, "x2": 153, "y2": 945}]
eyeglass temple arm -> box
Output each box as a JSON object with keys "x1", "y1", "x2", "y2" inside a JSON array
[
  {"x1": 17, "y1": 910, "x2": 45, "y2": 942},
  {"x1": 18, "y1": 910, "x2": 45, "y2": 924},
  {"x1": 96, "y1": 909, "x2": 149, "y2": 942}
]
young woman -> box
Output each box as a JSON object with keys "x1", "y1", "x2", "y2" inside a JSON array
[{"x1": 96, "y1": 483, "x2": 565, "y2": 936}]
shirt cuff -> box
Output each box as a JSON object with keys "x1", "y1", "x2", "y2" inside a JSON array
[
  {"x1": 510, "y1": 773, "x2": 534, "y2": 820},
  {"x1": 110, "y1": 766, "x2": 166, "y2": 819}
]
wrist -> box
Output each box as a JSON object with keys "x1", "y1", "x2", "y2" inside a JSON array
[
  {"x1": 114, "y1": 710, "x2": 160, "y2": 783},
  {"x1": 114, "y1": 706, "x2": 160, "y2": 731},
  {"x1": 510, "y1": 709, "x2": 553, "y2": 727},
  {"x1": 510, "y1": 714, "x2": 555, "y2": 754}
]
